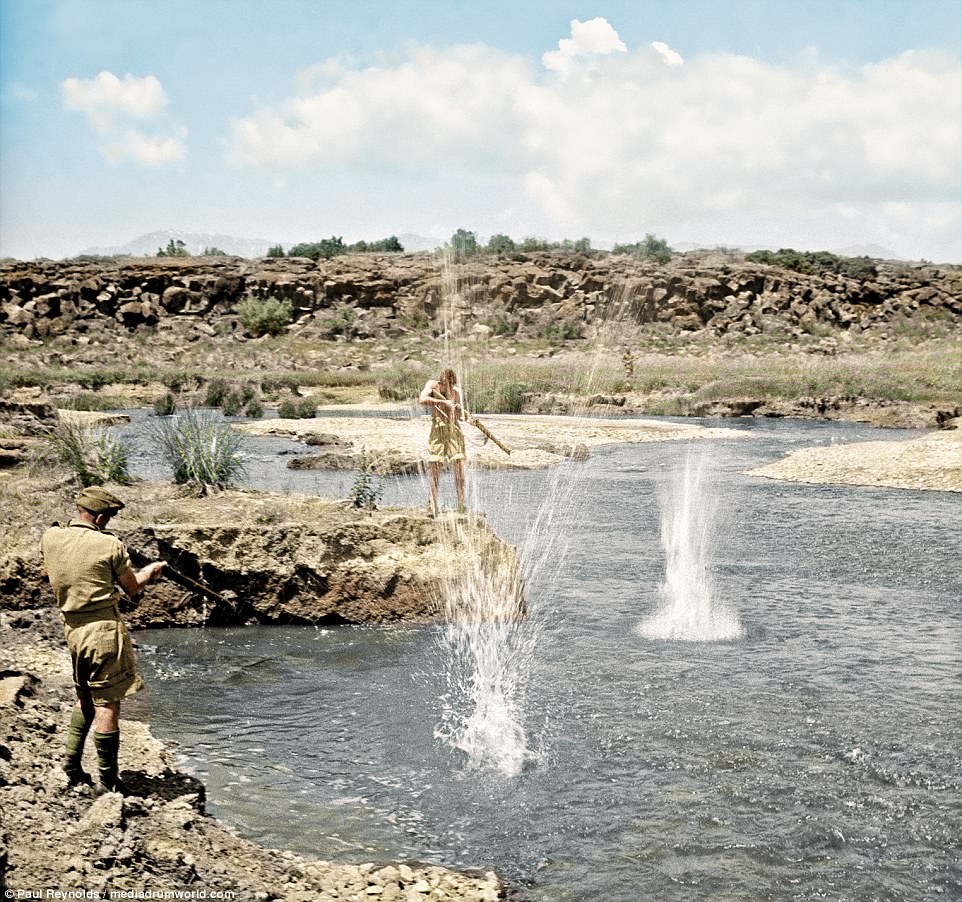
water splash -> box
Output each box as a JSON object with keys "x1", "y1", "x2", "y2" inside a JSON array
[
  {"x1": 433, "y1": 518, "x2": 538, "y2": 776},
  {"x1": 638, "y1": 446, "x2": 743, "y2": 642}
]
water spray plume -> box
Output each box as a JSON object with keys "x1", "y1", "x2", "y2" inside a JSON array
[
  {"x1": 432, "y1": 517, "x2": 535, "y2": 776},
  {"x1": 638, "y1": 446, "x2": 743, "y2": 642}
]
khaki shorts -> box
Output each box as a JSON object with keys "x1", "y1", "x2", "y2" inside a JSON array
[
  {"x1": 62, "y1": 609, "x2": 145, "y2": 705},
  {"x1": 428, "y1": 419, "x2": 465, "y2": 463}
]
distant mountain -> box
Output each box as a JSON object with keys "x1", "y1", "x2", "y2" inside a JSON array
[
  {"x1": 79, "y1": 230, "x2": 277, "y2": 259},
  {"x1": 831, "y1": 243, "x2": 900, "y2": 261},
  {"x1": 78, "y1": 229, "x2": 443, "y2": 259}
]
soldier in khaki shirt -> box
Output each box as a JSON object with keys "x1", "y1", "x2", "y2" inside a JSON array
[{"x1": 41, "y1": 487, "x2": 165, "y2": 794}]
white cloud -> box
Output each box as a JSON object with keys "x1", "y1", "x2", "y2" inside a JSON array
[
  {"x1": 61, "y1": 70, "x2": 185, "y2": 166},
  {"x1": 543, "y1": 17, "x2": 627, "y2": 78},
  {"x1": 228, "y1": 44, "x2": 531, "y2": 170},
  {"x1": 651, "y1": 41, "x2": 684, "y2": 67},
  {"x1": 61, "y1": 71, "x2": 168, "y2": 131},
  {"x1": 226, "y1": 32, "x2": 962, "y2": 258}
]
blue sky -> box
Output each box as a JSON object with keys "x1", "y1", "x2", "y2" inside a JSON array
[{"x1": 1, "y1": 0, "x2": 960, "y2": 261}]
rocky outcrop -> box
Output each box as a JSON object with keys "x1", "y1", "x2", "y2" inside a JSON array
[
  {"x1": 124, "y1": 497, "x2": 524, "y2": 629},
  {"x1": 1, "y1": 251, "x2": 958, "y2": 343}
]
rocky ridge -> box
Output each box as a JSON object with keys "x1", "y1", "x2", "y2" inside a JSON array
[{"x1": 1, "y1": 251, "x2": 959, "y2": 343}]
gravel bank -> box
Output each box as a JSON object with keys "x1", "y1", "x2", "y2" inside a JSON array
[{"x1": 0, "y1": 611, "x2": 507, "y2": 900}]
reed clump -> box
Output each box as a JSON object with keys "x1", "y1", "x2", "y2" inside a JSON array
[
  {"x1": 39, "y1": 418, "x2": 134, "y2": 487},
  {"x1": 146, "y1": 409, "x2": 246, "y2": 488}
]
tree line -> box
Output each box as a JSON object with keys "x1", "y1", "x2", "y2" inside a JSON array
[{"x1": 157, "y1": 231, "x2": 676, "y2": 262}]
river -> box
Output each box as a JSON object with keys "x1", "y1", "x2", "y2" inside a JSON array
[{"x1": 132, "y1": 415, "x2": 962, "y2": 900}]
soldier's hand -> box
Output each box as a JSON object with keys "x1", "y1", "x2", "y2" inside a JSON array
[{"x1": 148, "y1": 561, "x2": 167, "y2": 581}]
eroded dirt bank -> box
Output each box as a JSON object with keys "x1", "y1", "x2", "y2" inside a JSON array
[{"x1": 1, "y1": 476, "x2": 524, "y2": 627}]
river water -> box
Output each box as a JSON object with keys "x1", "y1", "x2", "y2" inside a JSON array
[{"x1": 131, "y1": 415, "x2": 962, "y2": 901}]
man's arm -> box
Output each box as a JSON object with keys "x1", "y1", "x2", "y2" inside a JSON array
[
  {"x1": 118, "y1": 561, "x2": 166, "y2": 598},
  {"x1": 418, "y1": 379, "x2": 435, "y2": 405},
  {"x1": 419, "y1": 379, "x2": 446, "y2": 410}
]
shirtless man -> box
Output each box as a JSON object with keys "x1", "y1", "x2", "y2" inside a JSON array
[{"x1": 419, "y1": 368, "x2": 467, "y2": 515}]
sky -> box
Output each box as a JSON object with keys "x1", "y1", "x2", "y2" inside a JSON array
[{"x1": 1, "y1": 0, "x2": 960, "y2": 262}]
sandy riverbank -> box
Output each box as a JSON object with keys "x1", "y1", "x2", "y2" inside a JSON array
[
  {"x1": 238, "y1": 407, "x2": 962, "y2": 493},
  {"x1": 238, "y1": 410, "x2": 739, "y2": 470},
  {"x1": 748, "y1": 428, "x2": 962, "y2": 492}
]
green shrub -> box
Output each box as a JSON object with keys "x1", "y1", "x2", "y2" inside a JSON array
[
  {"x1": 612, "y1": 233, "x2": 672, "y2": 263},
  {"x1": 245, "y1": 399, "x2": 264, "y2": 418},
  {"x1": 163, "y1": 371, "x2": 191, "y2": 392},
  {"x1": 261, "y1": 375, "x2": 300, "y2": 397},
  {"x1": 377, "y1": 366, "x2": 430, "y2": 402},
  {"x1": 470, "y1": 381, "x2": 527, "y2": 414},
  {"x1": 205, "y1": 378, "x2": 230, "y2": 408},
  {"x1": 147, "y1": 409, "x2": 246, "y2": 488},
  {"x1": 349, "y1": 450, "x2": 385, "y2": 509},
  {"x1": 288, "y1": 237, "x2": 346, "y2": 260},
  {"x1": 157, "y1": 239, "x2": 190, "y2": 257},
  {"x1": 540, "y1": 316, "x2": 584, "y2": 341},
  {"x1": 235, "y1": 295, "x2": 294, "y2": 337},
  {"x1": 40, "y1": 419, "x2": 134, "y2": 487},
  {"x1": 278, "y1": 397, "x2": 316, "y2": 419},
  {"x1": 221, "y1": 390, "x2": 243, "y2": 416},
  {"x1": 153, "y1": 392, "x2": 176, "y2": 416},
  {"x1": 483, "y1": 316, "x2": 519, "y2": 337},
  {"x1": 60, "y1": 393, "x2": 129, "y2": 412},
  {"x1": 485, "y1": 234, "x2": 517, "y2": 254},
  {"x1": 745, "y1": 248, "x2": 878, "y2": 279}
]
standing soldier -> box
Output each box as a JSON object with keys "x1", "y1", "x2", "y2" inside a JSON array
[
  {"x1": 419, "y1": 367, "x2": 467, "y2": 515},
  {"x1": 40, "y1": 487, "x2": 166, "y2": 794}
]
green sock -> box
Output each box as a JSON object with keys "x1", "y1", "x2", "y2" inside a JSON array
[
  {"x1": 65, "y1": 706, "x2": 92, "y2": 764},
  {"x1": 93, "y1": 730, "x2": 121, "y2": 783}
]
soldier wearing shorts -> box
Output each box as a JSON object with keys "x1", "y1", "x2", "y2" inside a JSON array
[
  {"x1": 419, "y1": 368, "x2": 467, "y2": 515},
  {"x1": 40, "y1": 487, "x2": 165, "y2": 794}
]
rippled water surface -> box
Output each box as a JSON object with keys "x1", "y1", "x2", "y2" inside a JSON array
[{"x1": 135, "y1": 417, "x2": 962, "y2": 900}]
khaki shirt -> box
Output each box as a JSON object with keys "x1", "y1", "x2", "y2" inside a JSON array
[{"x1": 40, "y1": 520, "x2": 131, "y2": 615}]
